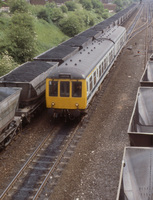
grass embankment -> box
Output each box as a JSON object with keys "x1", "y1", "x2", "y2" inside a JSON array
[
  {"x1": 34, "y1": 19, "x2": 69, "y2": 55},
  {"x1": 0, "y1": 14, "x2": 68, "y2": 76}
]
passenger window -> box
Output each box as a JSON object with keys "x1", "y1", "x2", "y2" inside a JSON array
[
  {"x1": 94, "y1": 71, "x2": 96, "y2": 85},
  {"x1": 90, "y1": 76, "x2": 92, "y2": 91},
  {"x1": 102, "y1": 63, "x2": 103, "y2": 74},
  {"x1": 72, "y1": 82, "x2": 82, "y2": 97},
  {"x1": 99, "y1": 65, "x2": 101, "y2": 77},
  {"x1": 60, "y1": 81, "x2": 70, "y2": 97},
  {"x1": 49, "y1": 81, "x2": 58, "y2": 97}
]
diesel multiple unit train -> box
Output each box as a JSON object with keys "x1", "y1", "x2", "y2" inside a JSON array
[
  {"x1": 0, "y1": 3, "x2": 137, "y2": 147},
  {"x1": 46, "y1": 26, "x2": 126, "y2": 118}
]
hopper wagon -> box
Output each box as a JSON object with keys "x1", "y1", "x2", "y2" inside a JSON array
[
  {"x1": 117, "y1": 147, "x2": 153, "y2": 200},
  {"x1": 0, "y1": 87, "x2": 21, "y2": 148},
  {"x1": 140, "y1": 54, "x2": 153, "y2": 86},
  {"x1": 0, "y1": 61, "x2": 58, "y2": 122},
  {"x1": 128, "y1": 87, "x2": 153, "y2": 146}
]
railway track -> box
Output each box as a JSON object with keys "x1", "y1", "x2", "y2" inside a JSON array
[
  {"x1": 0, "y1": 120, "x2": 85, "y2": 200},
  {"x1": 126, "y1": 1, "x2": 153, "y2": 66},
  {"x1": 0, "y1": 3, "x2": 150, "y2": 200},
  {"x1": 126, "y1": 3, "x2": 149, "y2": 41}
]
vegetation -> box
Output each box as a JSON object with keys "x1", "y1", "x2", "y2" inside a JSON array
[
  {"x1": 0, "y1": 0, "x2": 134, "y2": 76},
  {"x1": 113, "y1": 0, "x2": 137, "y2": 12}
]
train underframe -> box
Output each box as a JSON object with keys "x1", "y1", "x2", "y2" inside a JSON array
[
  {"x1": 0, "y1": 117, "x2": 21, "y2": 149},
  {"x1": 48, "y1": 108, "x2": 86, "y2": 120}
]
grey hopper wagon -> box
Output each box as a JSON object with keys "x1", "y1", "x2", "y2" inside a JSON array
[
  {"x1": 0, "y1": 61, "x2": 58, "y2": 119},
  {"x1": 34, "y1": 45, "x2": 79, "y2": 64},
  {"x1": 0, "y1": 87, "x2": 21, "y2": 146},
  {"x1": 116, "y1": 147, "x2": 153, "y2": 200},
  {"x1": 128, "y1": 87, "x2": 153, "y2": 146},
  {"x1": 140, "y1": 55, "x2": 153, "y2": 86},
  {"x1": 60, "y1": 35, "x2": 93, "y2": 50}
]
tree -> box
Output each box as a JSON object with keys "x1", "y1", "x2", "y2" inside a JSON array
[
  {"x1": 114, "y1": 0, "x2": 123, "y2": 11},
  {"x1": 102, "y1": 10, "x2": 109, "y2": 19},
  {"x1": 37, "y1": 8, "x2": 51, "y2": 23},
  {"x1": 7, "y1": 13, "x2": 37, "y2": 63},
  {"x1": 65, "y1": 1, "x2": 77, "y2": 11},
  {"x1": 79, "y1": 0, "x2": 93, "y2": 10},
  {"x1": 0, "y1": 52, "x2": 17, "y2": 76},
  {"x1": 49, "y1": 7, "x2": 63, "y2": 24},
  {"x1": 59, "y1": 14, "x2": 83, "y2": 37},
  {"x1": 9, "y1": 0, "x2": 29, "y2": 13},
  {"x1": 0, "y1": 0, "x2": 7, "y2": 7},
  {"x1": 60, "y1": 4, "x2": 68, "y2": 13}
]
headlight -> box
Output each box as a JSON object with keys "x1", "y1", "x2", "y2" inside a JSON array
[
  {"x1": 75, "y1": 103, "x2": 79, "y2": 107},
  {"x1": 51, "y1": 102, "x2": 55, "y2": 106}
]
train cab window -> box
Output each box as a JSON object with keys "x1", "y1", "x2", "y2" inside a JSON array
[
  {"x1": 60, "y1": 81, "x2": 70, "y2": 97},
  {"x1": 49, "y1": 81, "x2": 58, "y2": 97},
  {"x1": 72, "y1": 82, "x2": 82, "y2": 97}
]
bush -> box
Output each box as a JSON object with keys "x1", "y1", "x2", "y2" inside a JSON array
[
  {"x1": 76, "y1": 10, "x2": 95, "y2": 27},
  {"x1": 49, "y1": 7, "x2": 63, "y2": 24},
  {"x1": 65, "y1": 1, "x2": 77, "y2": 11},
  {"x1": 7, "y1": 13, "x2": 37, "y2": 63},
  {"x1": 37, "y1": 8, "x2": 51, "y2": 23},
  {"x1": 59, "y1": 13, "x2": 83, "y2": 37},
  {"x1": 102, "y1": 10, "x2": 109, "y2": 19},
  {"x1": 8, "y1": 0, "x2": 29, "y2": 13},
  {"x1": 79, "y1": 0, "x2": 93, "y2": 10},
  {"x1": 60, "y1": 4, "x2": 68, "y2": 13},
  {"x1": 0, "y1": 52, "x2": 17, "y2": 76}
]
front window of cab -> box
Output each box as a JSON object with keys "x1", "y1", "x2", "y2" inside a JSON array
[
  {"x1": 72, "y1": 82, "x2": 82, "y2": 97},
  {"x1": 49, "y1": 81, "x2": 58, "y2": 96},
  {"x1": 60, "y1": 81, "x2": 70, "y2": 97},
  {"x1": 49, "y1": 80, "x2": 82, "y2": 98}
]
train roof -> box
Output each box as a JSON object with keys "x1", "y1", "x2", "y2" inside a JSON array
[{"x1": 48, "y1": 26, "x2": 126, "y2": 80}]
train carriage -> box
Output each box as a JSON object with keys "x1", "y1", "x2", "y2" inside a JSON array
[{"x1": 46, "y1": 26, "x2": 126, "y2": 118}]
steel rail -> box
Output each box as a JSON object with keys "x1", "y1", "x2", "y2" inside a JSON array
[
  {"x1": 33, "y1": 116, "x2": 85, "y2": 200},
  {"x1": 0, "y1": 127, "x2": 57, "y2": 200},
  {"x1": 126, "y1": 4, "x2": 144, "y2": 40}
]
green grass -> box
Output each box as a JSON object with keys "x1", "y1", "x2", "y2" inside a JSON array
[{"x1": 34, "y1": 19, "x2": 69, "y2": 55}]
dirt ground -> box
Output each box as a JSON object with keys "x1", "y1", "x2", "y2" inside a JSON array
[{"x1": 0, "y1": 7, "x2": 147, "y2": 200}]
